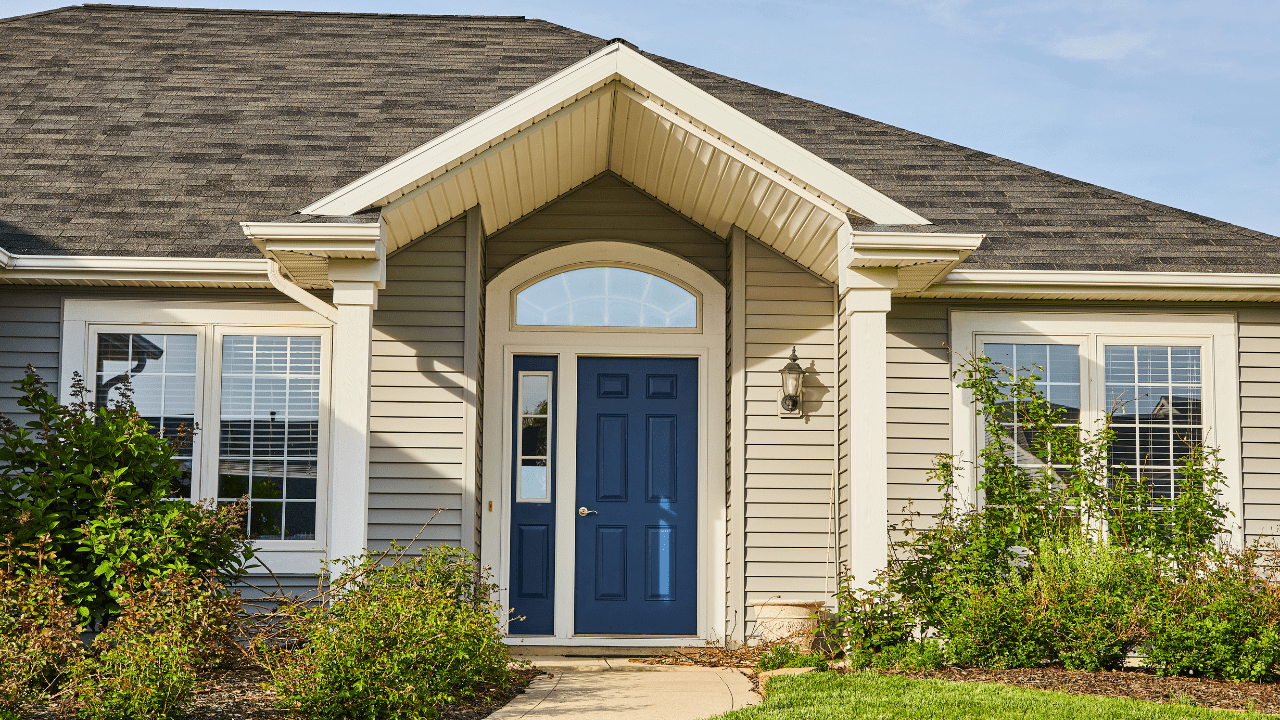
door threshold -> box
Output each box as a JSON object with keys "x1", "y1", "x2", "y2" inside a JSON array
[{"x1": 504, "y1": 636, "x2": 707, "y2": 649}]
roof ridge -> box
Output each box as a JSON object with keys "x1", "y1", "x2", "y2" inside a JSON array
[
  {"x1": 648, "y1": 53, "x2": 1280, "y2": 245},
  {"x1": 0, "y1": 5, "x2": 80, "y2": 24},
  {"x1": 70, "y1": 4, "x2": 530, "y2": 20}
]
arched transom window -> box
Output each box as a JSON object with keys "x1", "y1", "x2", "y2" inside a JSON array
[{"x1": 514, "y1": 266, "x2": 699, "y2": 329}]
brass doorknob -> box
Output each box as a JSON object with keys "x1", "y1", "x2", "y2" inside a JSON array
[{"x1": 578, "y1": 506, "x2": 597, "y2": 517}]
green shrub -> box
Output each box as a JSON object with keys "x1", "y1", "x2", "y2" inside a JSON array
[
  {"x1": 264, "y1": 545, "x2": 514, "y2": 720},
  {"x1": 1144, "y1": 549, "x2": 1280, "y2": 681},
  {"x1": 0, "y1": 370, "x2": 253, "y2": 625},
  {"x1": 0, "y1": 569, "x2": 81, "y2": 720},
  {"x1": 859, "y1": 640, "x2": 945, "y2": 671},
  {"x1": 945, "y1": 581, "x2": 1050, "y2": 669},
  {"x1": 1027, "y1": 537, "x2": 1153, "y2": 671},
  {"x1": 831, "y1": 571, "x2": 914, "y2": 668},
  {"x1": 70, "y1": 571, "x2": 235, "y2": 720},
  {"x1": 756, "y1": 643, "x2": 829, "y2": 672},
  {"x1": 72, "y1": 631, "x2": 197, "y2": 720}
]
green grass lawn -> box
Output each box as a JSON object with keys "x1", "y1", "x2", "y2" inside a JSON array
[{"x1": 711, "y1": 671, "x2": 1279, "y2": 720}]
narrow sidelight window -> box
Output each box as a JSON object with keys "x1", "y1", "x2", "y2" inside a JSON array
[
  {"x1": 516, "y1": 371, "x2": 552, "y2": 502},
  {"x1": 217, "y1": 335, "x2": 322, "y2": 540}
]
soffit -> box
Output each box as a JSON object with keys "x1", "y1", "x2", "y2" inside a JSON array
[{"x1": 379, "y1": 79, "x2": 867, "y2": 281}]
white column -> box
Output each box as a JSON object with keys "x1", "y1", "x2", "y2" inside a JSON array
[
  {"x1": 327, "y1": 252, "x2": 384, "y2": 567},
  {"x1": 841, "y1": 267, "x2": 896, "y2": 586}
]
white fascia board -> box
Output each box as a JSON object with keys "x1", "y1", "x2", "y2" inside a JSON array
[
  {"x1": 240, "y1": 222, "x2": 382, "y2": 259},
  {"x1": 925, "y1": 269, "x2": 1280, "y2": 301},
  {"x1": 299, "y1": 43, "x2": 928, "y2": 226},
  {"x1": 0, "y1": 255, "x2": 270, "y2": 285},
  {"x1": 0, "y1": 247, "x2": 14, "y2": 269}
]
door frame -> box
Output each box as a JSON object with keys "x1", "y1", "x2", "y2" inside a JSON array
[{"x1": 481, "y1": 240, "x2": 727, "y2": 646}]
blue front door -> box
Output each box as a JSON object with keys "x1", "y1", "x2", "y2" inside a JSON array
[{"x1": 575, "y1": 356, "x2": 698, "y2": 635}]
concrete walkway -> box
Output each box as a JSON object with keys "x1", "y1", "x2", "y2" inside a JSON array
[{"x1": 490, "y1": 657, "x2": 760, "y2": 719}]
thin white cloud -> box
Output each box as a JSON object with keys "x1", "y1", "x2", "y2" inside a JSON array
[{"x1": 1052, "y1": 30, "x2": 1155, "y2": 61}]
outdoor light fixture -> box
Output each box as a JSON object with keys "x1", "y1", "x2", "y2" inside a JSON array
[{"x1": 778, "y1": 346, "x2": 806, "y2": 417}]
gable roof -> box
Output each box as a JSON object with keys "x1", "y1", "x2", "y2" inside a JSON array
[{"x1": 0, "y1": 4, "x2": 1276, "y2": 273}]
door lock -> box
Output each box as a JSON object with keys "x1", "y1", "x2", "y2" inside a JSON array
[{"x1": 578, "y1": 506, "x2": 598, "y2": 517}]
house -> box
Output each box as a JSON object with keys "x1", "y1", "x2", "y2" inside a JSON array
[{"x1": 2, "y1": 4, "x2": 1278, "y2": 648}]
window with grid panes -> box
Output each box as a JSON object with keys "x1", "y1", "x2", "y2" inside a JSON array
[
  {"x1": 1105, "y1": 346, "x2": 1203, "y2": 500},
  {"x1": 94, "y1": 333, "x2": 199, "y2": 498},
  {"x1": 983, "y1": 343, "x2": 1081, "y2": 476},
  {"x1": 217, "y1": 336, "x2": 322, "y2": 540}
]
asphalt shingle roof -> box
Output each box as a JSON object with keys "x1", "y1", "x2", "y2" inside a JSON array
[{"x1": 1, "y1": 4, "x2": 1276, "y2": 272}]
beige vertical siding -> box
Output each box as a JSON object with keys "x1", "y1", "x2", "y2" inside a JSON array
[
  {"x1": 743, "y1": 238, "x2": 837, "y2": 617},
  {"x1": 369, "y1": 217, "x2": 470, "y2": 549},
  {"x1": 1238, "y1": 307, "x2": 1280, "y2": 544},
  {"x1": 485, "y1": 172, "x2": 727, "y2": 282},
  {"x1": 0, "y1": 290, "x2": 62, "y2": 424},
  {"x1": 885, "y1": 301, "x2": 951, "y2": 528}
]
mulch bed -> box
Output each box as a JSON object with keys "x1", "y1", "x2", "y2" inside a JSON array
[
  {"x1": 22, "y1": 664, "x2": 540, "y2": 720},
  {"x1": 871, "y1": 666, "x2": 1280, "y2": 714}
]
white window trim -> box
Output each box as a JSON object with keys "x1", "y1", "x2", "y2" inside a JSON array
[
  {"x1": 950, "y1": 311, "x2": 1243, "y2": 547},
  {"x1": 62, "y1": 300, "x2": 334, "y2": 573}
]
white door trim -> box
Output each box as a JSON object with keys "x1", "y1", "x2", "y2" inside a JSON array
[{"x1": 481, "y1": 240, "x2": 727, "y2": 645}]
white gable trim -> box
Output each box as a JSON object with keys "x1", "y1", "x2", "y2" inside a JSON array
[{"x1": 299, "y1": 42, "x2": 927, "y2": 227}]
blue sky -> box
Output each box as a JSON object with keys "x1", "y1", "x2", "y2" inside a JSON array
[{"x1": 8, "y1": 0, "x2": 1279, "y2": 235}]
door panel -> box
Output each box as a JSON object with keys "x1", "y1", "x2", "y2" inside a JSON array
[{"x1": 575, "y1": 356, "x2": 698, "y2": 635}]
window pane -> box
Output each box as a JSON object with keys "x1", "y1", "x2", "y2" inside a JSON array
[
  {"x1": 521, "y1": 417, "x2": 548, "y2": 457},
  {"x1": 1105, "y1": 345, "x2": 1202, "y2": 500},
  {"x1": 521, "y1": 375, "x2": 549, "y2": 415},
  {"x1": 94, "y1": 332, "x2": 198, "y2": 498},
  {"x1": 219, "y1": 336, "x2": 322, "y2": 541},
  {"x1": 520, "y1": 462, "x2": 548, "y2": 500},
  {"x1": 285, "y1": 503, "x2": 316, "y2": 541},
  {"x1": 515, "y1": 267, "x2": 697, "y2": 328}
]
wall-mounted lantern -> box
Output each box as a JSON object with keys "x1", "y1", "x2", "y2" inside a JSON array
[{"x1": 778, "y1": 346, "x2": 806, "y2": 418}]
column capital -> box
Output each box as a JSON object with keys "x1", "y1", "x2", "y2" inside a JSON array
[{"x1": 841, "y1": 267, "x2": 898, "y2": 313}]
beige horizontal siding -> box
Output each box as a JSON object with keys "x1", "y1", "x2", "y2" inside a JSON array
[
  {"x1": 0, "y1": 290, "x2": 62, "y2": 424},
  {"x1": 885, "y1": 301, "x2": 951, "y2": 530},
  {"x1": 485, "y1": 172, "x2": 727, "y2": 282},
  {"x1": 1238, "y1": 308, "x2": 1280, "y2": 544},
  {"x1": 743, "y1": 238, "x2": 837, "y2": 618},
  {"x1": 369, "y1": 217, "x2": 469, "y2": 551}
]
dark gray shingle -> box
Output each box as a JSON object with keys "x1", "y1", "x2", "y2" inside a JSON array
[{"x1": 0, "y1": 4, "x2": 1276, "y2": 273}]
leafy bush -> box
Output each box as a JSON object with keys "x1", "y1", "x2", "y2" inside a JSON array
[
  {"x1": 1027, "y1": 537, "x2": 1152, "y2": 671},
  {"x1": 944, "y1": 581, "x2": 1050, "y2": 669},
  {"x1": 263, "y1": 545, "x2": 514, "y2": 720},
  {"x1": 831, "y1": 351, "x2": 1242, "y2": 673},
  {"x1": 70, "y1": 571, "x2": 237, "y2": 720},
  {"x1": 859, "y1": 641, "x2": 946, "y2": 672},
  {"x1": 0, "y1": 370, "x2": 253, "y2": 624},
  {"x1": 0, "y1": 569, "x2": 81, "y2": 720},
  {"x1": 1144, "y1": 549, "x2": 1280, "y2": 681},
  {"x1": 72, "y1": 631, "x2": 197, "y2": 720},
  {"x1": 756, "y1": 643, "x2": 829, "y2": 672}
]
